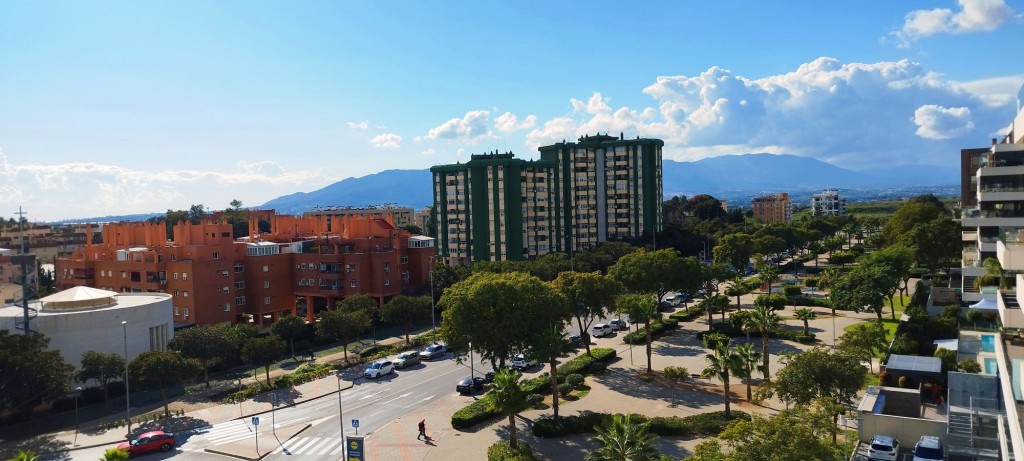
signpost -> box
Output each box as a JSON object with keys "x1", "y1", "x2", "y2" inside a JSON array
[
  {"x1": 251, "y1": 417, "x2": 260, "y2": 454},
  {"x1": 352, "y1": 418, "x2": 360, "y2": 435},
  {"x1": 346, "y1": 436, "x2": 364, "y2": 461}
]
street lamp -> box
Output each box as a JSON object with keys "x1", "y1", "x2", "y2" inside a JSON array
[
  {"x1": 469, "y1": 342, "x2": 475, "y2": 398},
  {"x1": 429, "y1": 256, "x2": 436, "y2": 343},
  {"x1": 122, "y1": 320, "x2": 131, "y2": 436},
  {"x1": 336, "y1": 373, "x2": 345, "y2": 457},
  {"x1": 73, "y1": 386, "x2": 82, "y2": 446}
]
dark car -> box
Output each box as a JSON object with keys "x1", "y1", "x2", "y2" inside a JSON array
[
  {"x1": 456, "y1": 376, "x2": 486, "y2": 394},
  {"x1": 419, "y1": 344, "x2": 448, "y2": 360},
  {"x1": 569, "y1": 334, "x2": 582, "y2": 347},
  {"x1": 116, "y1": 430, "x2": 176, "y2": 456}
]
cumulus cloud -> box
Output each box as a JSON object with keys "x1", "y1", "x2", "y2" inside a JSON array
[
  {"x1": 891, "y1": 0, "x2": 1017, "y2": 46},
  {"x1": 912, "y1": 105, "x2": 975, "y2": 139},
  {"x1": 0, "y1": 149, "x2": 340, "y2": 221},
  {"x1": 424, "y1": 110, "x2": 491, "y2": 141},
  {"x1": 347, "y1": 120, "x2": 370, "y2": 130},
  {"x1": 494, "y1": 112, "x2": 537, "y2": 132},
  {"x1": 525, "y1": 57, "x2": 1016, "y2": 170},
  {"x1": 370, "y1": 133, "x2": 402, "y2": 148}
]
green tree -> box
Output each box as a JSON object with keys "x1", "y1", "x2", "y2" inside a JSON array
[
  {"x1": 585, "y1": 413, "x2": 661, "y2": 461},
  {"x1": 223, "y1": 199, "x2": 248, "y2": 238},
  {"x1": 487, "y1": 368, "x2": 529, "y2": 450},
  {"x1": 901, "y1": 217, "x2": 960, "y2": 276},
  {"x1": 186, "y1": 204, "x2": 206, "y2": 224},
  {"x1": 753, "y1": 293, "x2": 787, "y2": 312},
  {"x1": 882, "y1": 198, "x2": 946, "y2": 246},
  {"x1": 693, "y1": 404, "x2": 845, "y2": 460},
  {"x1": 0, "y1": 331, "x2": 74, "y2": 415},
  {"x1": 616, "y1": 293, "x2": 659, "y2": 373},
  {"x1": 380, "y1": 295, "x2": 432, "y2": 345},
  {"x1": 240, "y1": 335, "x2": 286, "y2": 384},
  {"x1": 724, "y1": 278, "x2": 755, "y2": 311},
  {"x1": 527, "y1": 252, "x2": 573, "y2": 281},
  {"x1": 100, "y1": 449, "x2": 131, "y2": 461},
  {"x1": 837, "y1": 322, "x2": 888, "y2": 373},
  {"x1": 793, "y1": 308, "x2": 816, "y2": 337},
  {"x1": 167, "y1": 324, "x2": 237, "y2": 389},
  {"x1": 315, "y1": 308, "x2": 370, "y2": 363},
  {"x1": 830, "y1": 263, "x2": 891, "y2": 322},
  {"x1": 553, "y1": 271, "x2": 622, "y2": 356},
  {"x1": 440, "y1": 272, "x2": 567, "y2": 370},
  {"x1": 9, "y1": 450, "x2": 39, "y2": 461},
  {"x1": 78, "y1": 351, "x2": 126, "y2": 407},
  {"x1": 974, "y1": 256, "x2": 1008, "y2": 290},
  {"x1": 756, "y1": 264, "x2": 780, "y2": 293},
  {"x1": 748, "y1": 303, "x2": 781, "y2": 381},
  {"x1": 271, "y1": 314, "x2": 308, "y2": 360},
  {"x1": 734, "y1": 342, "x2": 762, "y2": 401},
  {"x1": 609, "y1": 248, "x2": 693, "y2": 309},
  {"x1": 700, "y1": 294, "x2": 731, "y2": 328},
  {"x1": 128, "y1": 351, "x2": 200, "y2": 416},
  {"x1": 702, "y1": 344, "x2": 741, "y2": 418},
  {"x1": 714, "y1": 233, "x2": 754, "y2": 272}
]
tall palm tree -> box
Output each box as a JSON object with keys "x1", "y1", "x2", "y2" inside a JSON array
[
  {"x1": 748, "y1": 304, "x2": 780, "y2": 381},
  {"x1": 536, "y1": 325, "x2": 566, "y2": 422},
  {"x1": 585, "y1": 413, "x2": 661, "y2": 461},
  {"x1": 793, "y1": 308, "x2": 816, "y2": 337},
  {"x1": 734, "y1": 342, "x2": 761, "y2": 401},
  {"x1": 702, "y1": 344, "x2": 741, "y2": 418},
  {"x1": 974, "y1": 257, "x2": 1007, "y2": 290},
  {"x1": 724, "y1": 278, "x2": 752, "y2": 311},
  {"x1": 487, "y1": 368, "x2": 529, "y2": 449},
  {"x1": 757, "y1": 264, "x2": 780, "y2": 294}
]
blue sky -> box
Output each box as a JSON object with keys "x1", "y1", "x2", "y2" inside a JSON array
[{"x1": 1, "y1": 0, "x2": 1023, "y2": 221}]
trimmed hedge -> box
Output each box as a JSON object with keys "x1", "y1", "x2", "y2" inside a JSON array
[
  {"x1": 451, "y1": 348, "x2": 617, "y2": 430},
  {"x1": 669, "y1": 305, "x2": 704, "y2": 322},
  {"x1": 698, "y1": 322, "x2": 817, "y2": 344},
  {"x1": 224, "y1": 363, "x2": 333, "y2": 402},
  {"x1": 623, "y1": 319, "x2": 679, "y2": 345},
  {"x1": 790, "y1": 296, "x2": 832, "y2": 308},
  {"x1": 487, "y1": 440, "x2": 537, "y2": 461},
  {"x1": 532, "y1": 410, "x2": 749, "y2": 438}
]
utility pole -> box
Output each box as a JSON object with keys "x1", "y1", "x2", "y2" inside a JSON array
[{"x1": 16, "y1": 206, "x2": 31, "y2": 335}]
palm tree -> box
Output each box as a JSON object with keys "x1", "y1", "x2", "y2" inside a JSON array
[
  {"x1": 748, "y1": 304, "x2": 780, "y2": 381},
  {"x1": 100, "y1": 449, "x2": 131, "y2": 461},
  {"x1": 702, "y1": 343, "x2": 741, "y2": 418},
  {"x1": 9, "y1": 451, "x2": 39, "y2": 461},
  {"x1": 536, "y1": 326, "x2": 566, "y2": 422},
  {"x1": 487, "y1": 368, "x2": 529, "y2": 449},
  {"x1": 974, "y1": 257, "x2": 1007, "y2": 290},
  {"x1": 724, "y1": 278, "x2": 752, "y2": 311},
  {"x1": 758, "y1": 264, "x2": 780, "y2": 294},
  {"x1": 734, "y1": 342, "x2": 761, "y2": 401},
  {"x1": 793, "y1": 308, "x2": 816, "y2": 337},
  {"x1": 585, "y1": 413, "x2": 661, "y2": 461}
]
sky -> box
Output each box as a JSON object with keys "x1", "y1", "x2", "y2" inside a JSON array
[{"x1": 1, "y1": 0, "x2": 1023, "y2": 221}]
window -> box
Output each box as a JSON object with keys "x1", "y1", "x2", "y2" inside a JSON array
[
  {"x1": 235, "y1": 296, "x2": 246, "y2": 305},
  {"x1": 263, "y1": 265, "x2": 269, "y2": 272},
  {"x1": 264, "y1": 296, "x2": 271, "y2": 305},
  {"x1": 173, "y1": 272, "x2": 179, "y2": 280},
  {"x1": 223, "y1": 304, "x2": 230, "y2": 311},
  {"x1": 222, "y1": 286, "x2": 229, "y2": 294},
  {"x1": 402, "y1": 271, "x2": 410, "y2": 282},
  {"x1": 213, "y1": 252, "x2": 220, "y2": 260},
  {"x1": 235, "y1": 281, "x2": 245, "y2": 290},
  {"x1": 183, "y1": 273, "x2": 188, "y2": 281},
  {"x1": 350, "y1": 280, "x2": 357, "y2": 288},
  {"x1": 173, "y1": 289, "x2": 179, "y2": 297},
  {"x1": 263, "y1": 281, "x2": 270, "y2": 288},
  {"x1": 183, "y1": 291, "x2": 189, "y2": 298},
  {"x1": 121, "y1": 271, "x2": 127, "y2": 279},
  {"x1": 234, "y1": 263, "x2": 244, "y2": 273},
  {"x1": 183, "y1": 307, "x2": 189, "y2": 318},
  {"x1": 174, "y1": 307, "x2": 180, "y2": 315},
  {"x1": 301, "y1": 263, "x2": 307, "y2": 270},
  {"x1": 401, "y1": 256, "x2": 409, "y2": 264},
  {"x1": 383, "y1": 262, "x2": 390, "y2": 273},
  {"x1": 384, "y1": 279, "x2": 390, "y2": 286},
  {"x1": 221, "y1": 269, "x2": 229, "y2": 277}
]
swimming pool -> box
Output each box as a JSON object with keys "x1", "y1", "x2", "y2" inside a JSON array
[
  {"x1": 986, "y1": 357, "x2": 998, "y2": 375},
  {"x1": 982, "y1": 334, "x2": 996, "y2": 353}
]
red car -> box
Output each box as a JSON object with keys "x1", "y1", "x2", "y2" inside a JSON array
[{"x1": 116, "y1": 430, "x2": 176, "y2": 456}]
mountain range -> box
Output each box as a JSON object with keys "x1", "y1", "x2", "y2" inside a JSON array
[{"x1": 259, "y1": 153, "x2": 959, "y2": 214}]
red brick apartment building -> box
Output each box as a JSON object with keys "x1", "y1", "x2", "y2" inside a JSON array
[{"x1": 55, "y1": 214, "x2": 435, "y2": 327}]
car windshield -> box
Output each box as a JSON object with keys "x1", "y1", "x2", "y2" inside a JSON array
[
  {"x1": 369, "y1": 363, "x2": 381, "y2": 369},
  {"x1": 871, "y1": 443, "x2": 893, "y2": 452},
  {"x1": 915, "y1": 446, "x2": 943, "y2": 458}
]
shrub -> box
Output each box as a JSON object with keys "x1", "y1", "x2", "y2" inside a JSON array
[
  {"x1": 940, "y1": 305, "x2": 962, "y2": 319},
  {"x1": 958, "y1": 358, "x2": 982, "y2": 374},
  {"x1": 557, "y1": 382, "x2": 574, "y2": 396},
  {"x1": 890, "y1": 333, "x2": 918, "y2": 355},
  {"x1": 934, "y1": 348, "x2": 957, "y2": 372},
  {"x1": 783, "y1": 285, "x2": 802, "y2": 297},
  {"x1": 701, "y1": 332, "x2": 731, "y2": 350},
  {"x1": 588, "y1": 362, "x2": 608, "y2": 374},
  {"x1": 533, "y1": 410, "x2": 747, "y2": 438},
  {"x1": 790, "y1": 296, "x2": 832, "y2": 308},
  {"x1": 878, "y1": 370, "x2": 892, "y2": 386},
  {"x1": 487, "y1": 440, "x2": 536, "y2": 461},
  {"x1": 525, "y1": 393, "x2": 543, "y2": 408},
  {"x1": 623, "y1": 319, "x2": 679, "y2": 345},
  {"x1": 566, "y1": 374, "x2": 585, "y2": 388},
  {"x1": 451, "y1": 395, "x2": 496, "y2": 429},
  {"x1": 669, "y1": 305, "x2": 703, "y2": 322},
  {"x1": 897, "y1": 375, "x2": 913, "y2": 389},
  {"x1": 965, "y1": 309, "x2": 985, "y2": 323},
  {"x1": 804, "y1": 277, "x2": 819, "y2": 288},
  {"x1": 663, "y1": 366, "x2": 689, "y2": 383}
]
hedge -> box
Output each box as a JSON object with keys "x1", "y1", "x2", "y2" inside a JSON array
[
  {"x1": 623, "y1": 319, "x2": 679, "y2": 345},
  {"x1": 487, "y1": 440, "x2": 537, "y2": 461},
  {"x1": 533, "y1": 410, "x2": 749, "y2": 438},
  {"x1": 451, "y1": 348, "x2": 617, "y2": 430},
  {"x1": 669, "y1": 305, "x2": 704, "y2": 322},
  {"x1": 223, "y1": 363, "x2": 334, "y2": 402},
  {"x1": 698, "y1": 322, "x2": 817, "y2": 344},
  {"x1": 790, "y1": 296, "x2": 832, "y2": 308}
]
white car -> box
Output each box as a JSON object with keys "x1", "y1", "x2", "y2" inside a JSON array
[
  {"x1": 911, "y1": 436, "x2": 943, "y2": 461},
  {"x1": 608, "y1": 319, "x2": 629, "y2": 331},
  {"x1": 591, "y1": 324, "x2": 613, "y2": 338},
  {"x1": 511, "y1": 354, "x2": 539, "y2": 370},
  {"x1": 868, "y1": 435, "x2": 900, "y2": 461},
  {"x1": 419, "y1": 343, "x2": 448, "y2": 360},
  {"x1": 363, "y1": 360, "x2": 395, "y2": 379}
]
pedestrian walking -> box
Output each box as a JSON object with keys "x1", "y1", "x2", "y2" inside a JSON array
[{"x1": 417, "y1": 419, "x2": 427, "y2": 441}]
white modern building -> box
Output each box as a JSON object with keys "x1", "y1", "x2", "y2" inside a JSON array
[
  {"x1": 0, "y1": 286, "x2": 173, "y2": 368},
  {"x1": 810, "y1": 189, "x2": 846, "y2": 216}
]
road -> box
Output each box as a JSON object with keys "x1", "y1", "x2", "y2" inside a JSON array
[{"x1": 48, "y1": 349, "x2": 530, "y2": 461}]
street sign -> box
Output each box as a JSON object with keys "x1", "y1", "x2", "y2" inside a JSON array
[
  {"x1": 346, "y1": 436, "x2": 364, "y2": 461},
  {"x1": 351, "y1": 419, "x2": 359, "y2": 428},
  {"x1": 251, "y1": 417, "x2": 259, "y2": 426}
]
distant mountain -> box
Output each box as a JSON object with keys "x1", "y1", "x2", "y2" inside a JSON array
[{"x1": 256, "y1": 153, "x2": 958, "y2": 213}]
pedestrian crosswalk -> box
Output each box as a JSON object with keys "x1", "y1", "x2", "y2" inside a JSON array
[
  {"x1": 191, "y1": 418, "x2": 306, "y2": 445},
  {"x1": 271, "y1": 436, "x2": 344, "y2": 456}
]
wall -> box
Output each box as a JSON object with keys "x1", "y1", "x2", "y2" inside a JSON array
[{"x1": 858, "y1": 413, "x2": 947, "y2": 447}]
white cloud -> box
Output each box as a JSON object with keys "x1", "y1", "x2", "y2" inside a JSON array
[
  {"x1": 526, "y1": 57, "x2": 1017, "y2": 170},
  {"x1": 0, "y1": 149, "x2": 339, "y2": 221},
  {"x1": 421, "y1": 148, "x2": 437, "y2": 156},
  {"x1": 370, "y1": 133, "x2": 402, "y2": 149},
  {"x1": 912, "y1": 105, "x2": 975, "y2": 139},
  {"x1": 891, "y1": 0, "x2": 1017, "y2": 46},
  {"x1": 347, "y1": 120, "x2": 370, "y2": 130},
  {"x1": 493, "y1": 112, "x2": 537, "y2": 132},
  {"x1": 424, "y1": 110, "x2": 491, "y2": 141}
]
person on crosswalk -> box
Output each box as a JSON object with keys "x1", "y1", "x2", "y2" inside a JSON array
[{"x1": 417, "y1": 419, "x2": 427, "y2": 441}]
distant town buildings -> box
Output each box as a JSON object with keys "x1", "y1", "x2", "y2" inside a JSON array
[
  {"x1": 751, "y1": 193, "x2": 792, "y2": 222},
  {"x1": 303, "y1": 204, "x2": 415, "y2": 229},
  {"x1": 431, "y1": 133, "x2": 663, "y2": 264},
  {"x1": 54, "y1": 213, "x2": 434, "y2": 327},
  {"x1": 810, "y1": 189, "x2": 846, "y2": 216}
]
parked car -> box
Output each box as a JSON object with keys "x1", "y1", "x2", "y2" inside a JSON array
[
  {"x1": 393, "y1": 351, "x2": 421, "y2": 369},
  {"x1": 569, "y1": 334, "x2": 582, "y2": 348},
  {"x1": 511, "y1": 354, "x2": 539, "y2": 370},
  {"x1": 455, "y1": 376, "x2": 486, "y2": 394},
  {"x1": 868, "y1": 435, "x2": 900, "y2": 461},
  {"x1": 116, "y1": 430, "x2": 176, "y2": 456},
  {"x1": 419, "y1": 343, "x2": 447, "y2": 360},
  {"x1": 608, "y1": 319, "x2": 629, "y2": 331},
  {"x1": 591, "y1": 323, "x2": 613, "y2": 338},
  {"x1": 912, "y1": 436, "x2": 944, "y2": 461},
  {"x1": 363, "y1": 360, "x2": 395, "y2": 379},
  {"x1": 485, "y1": 366, "x2": 508, "y2": 382}
]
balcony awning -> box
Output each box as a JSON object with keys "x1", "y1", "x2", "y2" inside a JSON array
[{"x1": 970, "y1": 298, "x2": 999, "y2": 310}]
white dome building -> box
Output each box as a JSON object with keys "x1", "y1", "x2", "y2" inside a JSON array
[{"x1": 0, "y1": 286, "x2": 173, "y2": 367}]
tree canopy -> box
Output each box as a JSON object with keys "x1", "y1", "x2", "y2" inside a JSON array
[
  {"x1": 128, "y1": 350, "x2": 201, "y2": 416},
  {"x1": 0, "y1": 331, "x2": 75, "y2": 415}
]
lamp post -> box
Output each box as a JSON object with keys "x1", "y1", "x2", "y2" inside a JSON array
[
  {"x1": 73, "y1": 386, "x2": 82, "y2": 446},
  {"x1": 336, "y1": 373, "x2": 345, "y2": 457},
  {"x1": 429, "y1": 256, "x2": 436, "y2": 343},
  {"x1": 122, "y1": 320, "x2": 131, "y2": 436},
  {"x1": 469, "y1": 342, "x2": 475, "y2": 398}
]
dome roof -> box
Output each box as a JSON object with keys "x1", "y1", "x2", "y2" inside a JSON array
[{"x1": 39, "y1": 286, "x2": 119, "y2": 310}]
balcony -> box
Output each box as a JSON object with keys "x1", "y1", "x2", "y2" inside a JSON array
[{"x1": 998, "y1": 231, "x2": 1024, "y2": 271}]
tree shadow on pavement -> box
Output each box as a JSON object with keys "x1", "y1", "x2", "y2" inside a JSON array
[
  {"x1": 0, "y1": 435, "x2": 71, "y2": 460},
  {"x1": 590, "y1": 369, "x2": 721, "y2": 410},
  {"x1": 652, "y1": 331, "x2": 709, "y2": 358},
  {"x1": 252, "y1": 387, "x2": 303, "y2": 407}
]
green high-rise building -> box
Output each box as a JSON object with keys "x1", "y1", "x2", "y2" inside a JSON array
[{"x1": 431, "y1": 133, "x2": 663, "y2": 264}]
